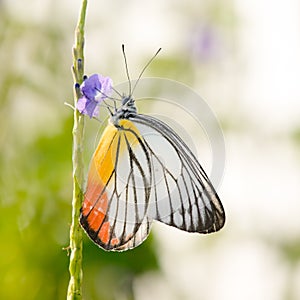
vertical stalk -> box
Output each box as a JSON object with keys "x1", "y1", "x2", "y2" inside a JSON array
[{"x1": 67, "y1": 0, "x2": 88, "y2": 299}]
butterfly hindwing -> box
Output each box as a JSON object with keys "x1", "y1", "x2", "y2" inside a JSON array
[{"x1": 80, "y1": 119, "x2": 152, "y2": 251}]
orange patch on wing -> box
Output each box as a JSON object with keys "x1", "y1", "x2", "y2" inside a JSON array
[
  {"x1": 82, "y1": 161, "x2": 109, "y2": 231},
  {"x1": 111, "y1": 237, "x2": 120, "y2": 246},
  {"x1": 92, "y1": 123, "x2": 119, "y2": 186},
  {"x1": 92, "y1": 120, "x2": 143, "y2": 186},
  {"x1": 86, "y1": 208, "x2": 106, "y2": 232},
  {"x1": 97, "y1": 223, "x2": 119, "y2": 246},
  {"x1": 82, "y1": 183, "x2": 108, "y2": 211},
  {"x1": 98, "y1": 221, "x2": 110, "y2": 244}
]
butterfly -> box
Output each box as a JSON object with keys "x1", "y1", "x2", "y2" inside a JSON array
[{"x1": 79, "y1": 46, "x2": 225, "y2": 251}]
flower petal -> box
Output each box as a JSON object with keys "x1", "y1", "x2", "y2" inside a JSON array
[
  {"x1": 98, "y1": 75, "x2": 113, "y2": 98},
  {"x1": 76, "y1": 96, "x2": 88, "y2": 113},
  {"x1": 76, "y1": 74, "x2": 113, "y2": 118},
  {"x1": 76, "y1": 96, "x2": 99, "y2": 118},
  {"x1": 81, "y1": 74, "x2": 102, "y2": 99},
  {"x1": 85, "y1": 100, "x2": 100, "y2": 118}
]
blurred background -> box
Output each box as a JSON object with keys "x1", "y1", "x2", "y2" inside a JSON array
[{"x1": 1, "y1": 0, "x2": 300, "y2": 299}]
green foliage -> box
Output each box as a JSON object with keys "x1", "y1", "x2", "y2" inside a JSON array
[
  {"x1": 0, "y1": 117, "x2": 72, "y2": 299},
  {"x1": 82, "y1": 234, "x2": 159, "y2": 300}
]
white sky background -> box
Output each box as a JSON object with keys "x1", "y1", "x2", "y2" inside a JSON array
[
  {"x1": 236, "y1": 0, "x2": 300, "y2": 131},
  {"x1": 6, "y1": 0, "x2": 300, "y2": 299}
]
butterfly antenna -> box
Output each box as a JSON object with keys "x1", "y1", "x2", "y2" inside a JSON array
[
  {"x1": 111, "y1": 86, "x2": 123, "y2": 98},
  {"x1": 122, "y1": 44, "x2": 132, "y2": 96},
  {"x1": 131, "y1": 47, "x2": 162, "y2": 95}
]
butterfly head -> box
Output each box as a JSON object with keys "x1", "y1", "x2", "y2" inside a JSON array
[
  {"x1": 111, "y1": 45, "x2": 161, "y2": 126},
  {"x1": 111, "y1": 95, "x2": 137, "y2": 125},
  {"x1": 121, "y1": 95, "x2": 134, "y2": 106}
]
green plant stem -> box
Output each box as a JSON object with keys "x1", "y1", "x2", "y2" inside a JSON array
[{"x1": 67, "y1": 0, "x2": 88, "y2": 299}]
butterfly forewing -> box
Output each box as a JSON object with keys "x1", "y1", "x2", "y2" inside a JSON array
[{"x1": 131, "y1": 114, "x2": 225, "y2": 234}]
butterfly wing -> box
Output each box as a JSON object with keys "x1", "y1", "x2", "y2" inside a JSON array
[
  {"x1": 80, "y1": 119, "x2": 153, "y2": 251},
  {"x1": 81, "y1": 113, "x2": 225, "y2": 251},
  {"x1": 130, "y1": 114, "x2": 225, "y2": 234}
]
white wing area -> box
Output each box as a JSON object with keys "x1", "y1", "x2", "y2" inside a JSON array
[
  {"x1": 113, "y1": 217, "x2": 151, "y2": 251},
  {"x1": 131, "y1": 114, "x2": 225, "y2": 234}
]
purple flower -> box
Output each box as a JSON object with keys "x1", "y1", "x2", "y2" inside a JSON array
[
  {"x1": 189, "y1": 24, "x2": 221, "y2": 62},
  {"x1": 76, "y1": 74, "x2": 113, "y2": 118}
]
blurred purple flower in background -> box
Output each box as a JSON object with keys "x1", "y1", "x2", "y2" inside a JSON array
[
  {"x1": 76, "y1": 74, "x2": 113, "y2": 118},
  {"x1": 189, "y1": 24, "x2": 221, "y2": 62}
]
